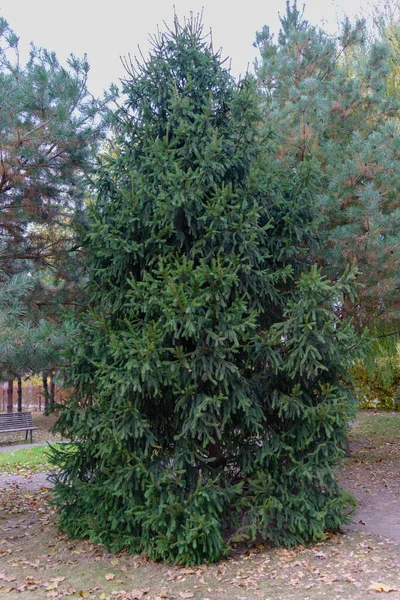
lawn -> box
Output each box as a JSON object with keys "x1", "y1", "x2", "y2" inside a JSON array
[{"x1": 0, "y1": 445, "x2": 51, "y2": 473}]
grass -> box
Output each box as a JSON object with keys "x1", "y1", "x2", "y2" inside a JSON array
[
  {"x1": 0, "y1": 445, "x2": 50, "y2": 473},
  {"x1": 0, "y1": 443, "x2": 73, "y2": 473},
  {"x1": 351, "y1": 410, "x2": 400, "y2": 439}
]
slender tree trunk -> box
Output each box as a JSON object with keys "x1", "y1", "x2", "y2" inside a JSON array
[
  {"x1": 7, "y1": 379, "x2": 13, "y2": 414},
  {"x1": 17, "y1": 376, "x2": 22, "y2": 413},
  {"x1": 49, "y1": 372, "x2": 55, "y2": 412},
  {"x1": 42, "y1": 373, "x2": 49, "y2": 413}
]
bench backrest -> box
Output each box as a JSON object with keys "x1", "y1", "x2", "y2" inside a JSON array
[{"x1": 0, "y1": 411, "x2": 33, "y2": 430}]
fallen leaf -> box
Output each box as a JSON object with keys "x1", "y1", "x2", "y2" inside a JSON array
[
  {"x1": 25, "y1": 577, "x2": 42, "y2": 585},
  {"x1": 46, "y1": 581, "x2": 59, "y2": 591},
  {"x1": 130, "y1": 589, "x2": 150, "y2": 600},
  {"x1": 368, "y1": 582, "x2": 397, "y2": 593},
  {"x1": 105, "y1": 573, "x2": 116, "y2": 581},
  {"x1": 179, "y1": 593, "x2": 195, "y2": 599},
  {"x1": 180, "y1": 569, "x2": 196, "y2": 575},
  {"x1": 77, "y1": 592, "x2": 91, "y2": 599}
]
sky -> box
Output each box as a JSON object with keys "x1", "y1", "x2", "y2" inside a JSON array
[{"x1": 0, "y1": 0, "x2": 375, "y2": 97}]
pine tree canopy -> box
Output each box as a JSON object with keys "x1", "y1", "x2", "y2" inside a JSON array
[
  {"x1": 51, "y1": 14, "x2": 359, "y2": 565},
  {"x1": 255, "y1": 2, "x2": 400, "y2": 330},
  {"x1": 0, "y1": 15, "x2": 110, "y2": 383},
  {"x1": 0, "y1": 15, "x2": 108, "y2": 274}
]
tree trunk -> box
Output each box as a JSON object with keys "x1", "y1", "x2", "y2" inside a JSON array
[
  {"x1": 17, "y1": 376, "x2": 22, "y2": 412},
  {"x1": 49, "y1": 372, "x2": 55, "y2": 412},
  {"x1": 7, "y1": 380, "x2": 13, "y2": 413},
  {"x1": 42, "y1": 373, "x2": 49, "y2": 413}
]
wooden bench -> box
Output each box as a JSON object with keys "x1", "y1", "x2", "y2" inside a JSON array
[{"x1": 0, "y1": 412, "x2": 38, "y2": 443}]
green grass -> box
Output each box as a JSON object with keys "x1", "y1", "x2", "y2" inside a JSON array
[
  {"x1": 0, "y1": 443, "x2": 73, "y2": 473},
  {"x1": 351, "y1": 410, "x2": 400, "y2": 439},
  {"x1": 0, "y1": 445, "x2": 50, "y2": 472}
]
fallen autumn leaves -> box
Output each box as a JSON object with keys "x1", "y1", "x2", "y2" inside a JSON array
[
  {"x1": 2, "y1": 411, "x2": 400, "y2": 599},
  {"x1": 1, "y1": 483, "x2": 400, "y2": 600}
]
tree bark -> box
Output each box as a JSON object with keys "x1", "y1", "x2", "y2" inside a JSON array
[
  {"x1": 17, "y1": 376, "x2": 22, "y2": 412},
  {"x1": 49, "y1": 372, "x2": 55, "y2": 412},
  {"x1": 207, "y1": 438, "x2": 227, "y2": 469},
  {"x1": 7, "y1": 379, "x2": 13, "y2": 413},
  {"x1": 42, "y1": 373, "x2": 49, "y2": 413}
]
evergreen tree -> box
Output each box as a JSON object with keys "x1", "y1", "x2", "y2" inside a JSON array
[
  {"x1": 0, "y1": 15, "x2": 109, "y2": 275},
  {"x1": 0, "y1": 258, "x2": 75, "y2": 411},
  {"x1": 0, "y1": 15, "x2": 110, "y2": 392},
  {"x1": 51, "y1": 15, "x2": 358, "y2": 565},
  {"x1": 255, "y1": 2, "x2": 400, "y2": 329}
]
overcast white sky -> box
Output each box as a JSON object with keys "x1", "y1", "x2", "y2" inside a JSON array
[{"x1": 1, "y1": 0, "x2": 376, "y2": 96}]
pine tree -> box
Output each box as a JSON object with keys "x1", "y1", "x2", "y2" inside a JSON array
[
  {"x1": 51, "y1": 15, "x2": 358, "y2": 565},
  {"x1": 255, "y1": 2, "x2": 400, "y2": 330},
  {"x1": 0, "y1": 15, "x2": 110, "y2": 393},
  {"x1": 0, "y1": 15, "x2": 109, "y2": 275}
]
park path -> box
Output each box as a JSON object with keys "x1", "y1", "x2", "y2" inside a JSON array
[
  {"x1": 339, "y1": 472, "x2": 400, "y2": 542},
  {"x1": 0, "y1": 470, "x2": 53, "y2": 490}
]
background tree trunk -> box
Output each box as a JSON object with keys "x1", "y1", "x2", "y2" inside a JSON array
[
  {"x1": 17, "y1": 376, "x2": 22, "y2": 412},
  {"x1": 7, "y1": 379, "x2": 13, "y2": 413},
  {"x1": 49, "y1": 372, "x2": 55, "y2": 412},
  {"x1": 42, "y1": 373, "x2": 49, "y2": 413}
]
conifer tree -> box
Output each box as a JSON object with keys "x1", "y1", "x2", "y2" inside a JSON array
[
  {"x1": 255, "y1": 2, "x2": 400, "y2": 329},
  {"x1": 51, "y1": 15, "x2": 358, "y2": 565},
  {"x1": 0, "y1": 15, "x2": 109, "y2": 275},
  {"x1": 0, "y1": 15, "x2": 110, "y2": 390}
]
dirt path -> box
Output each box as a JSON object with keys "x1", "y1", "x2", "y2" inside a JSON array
[
  {"x1": 338, "y1": 420, "x2": 400, "y2": 545},
  {"x1": 2, "y1": 416, "x2": 400, "y2": 544},
  {"x1": 0, "y1": 471, "x2": 53, "y2": 490},
  {"x1": 0, "y1": 442, "x2": 50, "y2": 453},
  {"x1": 340, "y1": 471, "x2": 400, "y2": 542}
]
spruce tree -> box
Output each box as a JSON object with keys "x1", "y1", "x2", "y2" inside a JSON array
[{"x1": 51, "y1": 15, "x2": 358, "y2": 565}]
